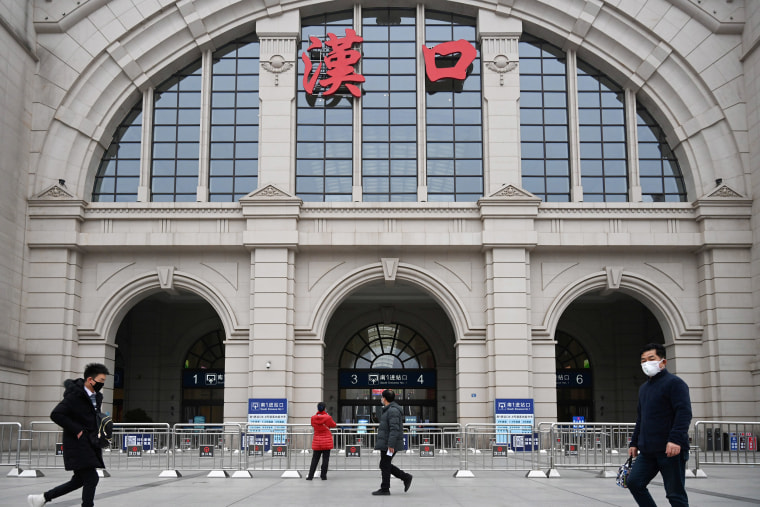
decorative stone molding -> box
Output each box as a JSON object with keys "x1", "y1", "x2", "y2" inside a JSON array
[
  {"x1": 706, "y1": 184, "x2": 743, "y2": 198},
  {"x1": 381, "y1": 258, "x2": 399, "y2": 284},
  {"x1": 261, "y1": 55, "x2": 293, "y2": 85},
  {"x1": 34, "y1": 184, "x2": 76, "y2": 200},
  {"x1": 241, "y1": 185, "x2": 296, "y2": 200},
  {"x1": 486, "y1": 184, "x2": 538, "y2": 200},
  {"x1": 605, "y1": 266, "x2": 623, "y2": 290},
  {"x1": 485, "y1": 55, "x2": 518, "y2": 85}
]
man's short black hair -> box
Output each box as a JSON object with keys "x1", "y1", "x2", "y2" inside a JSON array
[
  {"x1": 382, "y1": 389, "x2": 395, "y2": 402},
  {"x1": 84, "y1": 363, "x2": 110, "y2": 379},
  {"x1": 639, "y1": 342, "x2": 666, "y2": 360}
]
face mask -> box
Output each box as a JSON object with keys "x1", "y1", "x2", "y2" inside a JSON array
[
  {"x1": 641, "y1": 360, "x2": 663, "y2": 377},
  {"x1": 93, "y1": 381, "x2": 105, "y2": 392}
]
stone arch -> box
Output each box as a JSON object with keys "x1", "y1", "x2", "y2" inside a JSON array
[
  {"x1": 31, "y1": 0, "x2": 745, "y2": 200},
  {"x1": 534, "y1": 270, "x2": 703, "y2": 345},
  {"x1": 297, "y1": 261, "x2": 484, "y2": 344},
  {"x1": 78, "y1": 270, "x2": 247, "y2": 345}
]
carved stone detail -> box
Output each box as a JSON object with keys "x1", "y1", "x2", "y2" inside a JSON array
[
  {"x1": 36, "y1": 184, "x2": 75, "y2": 200},
  {"x1": 486, "y1": 54, "x2": 518, "y2": 85}
]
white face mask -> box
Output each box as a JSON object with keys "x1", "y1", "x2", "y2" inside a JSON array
[{"x1": 641, "y1": 359, "x2": 663, "y2": 377}]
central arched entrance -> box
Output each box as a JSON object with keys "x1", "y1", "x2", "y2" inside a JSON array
[
  {"x1": 338, "y1": 322, "x2": 436, "y2": 424},
  {"x1": 323, "y1": 280, "x2": 457, "y2": 424}
]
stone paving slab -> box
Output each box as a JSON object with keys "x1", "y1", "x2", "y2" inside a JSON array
[{"x1": 3, "y1": 466, "x2": 760, "y2": 506}]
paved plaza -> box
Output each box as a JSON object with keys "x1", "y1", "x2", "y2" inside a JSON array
[{"x1": 4, "y1": 466, "x2": 760, "y2": 506}]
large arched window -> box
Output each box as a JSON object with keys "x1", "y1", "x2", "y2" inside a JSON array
[
  {"x1": 340, "y1": 323, "x2": 435, "y2": 369},
  {"x1": 92, "y1": 11, "x2": 683, "y2": 204}
]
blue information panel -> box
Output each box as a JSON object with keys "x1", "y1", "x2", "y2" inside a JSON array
[
  {"x1": 183, "y1": 369, "x2": 225, "y2": 388},
  {"x1": 339, "y1": 369, "x2": 436, "y2": 388},
  {"x1": 248, "y1": 398, "x2": 288, "y2": 445},
  {"x1": 495, "y1": 399, "x2": 534, "y2": 445}
]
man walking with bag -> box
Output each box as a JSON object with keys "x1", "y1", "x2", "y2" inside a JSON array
[
  {"x1": 627, "y1": 343, "x2": 692, "y2": 506},
  {"x1": 372, "y1": 389, "x2": 412, "y2": 496},
  {"x1": 28, "y1": 363, "x2": 109, "y2": 507}
]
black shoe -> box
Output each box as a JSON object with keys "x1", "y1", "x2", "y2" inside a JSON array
[
  {"x1": 403, "y1": 474, "x2": 413, "y2": 492},
  {"x1": 321, "y1": 476, "x2": 327, "y2": 480},
  {"x1": 305, "y1": 476, "x2": 313, "y2": 481},
  {"x1": 372, "y1": 489, "x2": 390, "y2": 496}
]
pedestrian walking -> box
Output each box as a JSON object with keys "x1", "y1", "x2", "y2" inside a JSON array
[
  {"x1": 372, "y1": 389, "x2": 412, "y2": 496},
  {"x1": 627, "y1": 343, "x2": 692, "y2": 506},
  {"x1": 28, "y1": 363, "x2": 110, "y2": 507},
  {"x1": 306, "y1": 402, "x2": 336, "y2": 480}
]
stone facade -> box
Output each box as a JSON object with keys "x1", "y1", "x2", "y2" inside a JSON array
[{"x1": 1, "y1": 0, "x2": 758, "y2": 426}]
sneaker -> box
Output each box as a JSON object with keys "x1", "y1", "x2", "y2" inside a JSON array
[
  {"x1": 372, "y1": 489, "x2": 391, "y2": 496},
  {"x1": 404, "y1": 474, "x2": 413, "y2": 492},
  {"x1": 27, "y1": 494, "x2": 46, "y2": 507}
]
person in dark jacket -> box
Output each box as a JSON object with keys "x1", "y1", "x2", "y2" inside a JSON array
[
  {"x1": 627, "y1": 343, "x2": 692, "y2": 507},
  {"x1": 371, "y1": 390, "x2": 412, "y2": 496},
  {"x1": 306, "y1": 402, "x2": 336, "y2": 480},
  {"x1": 28, "y1": 363, "x2": 109, "y2": 507}
]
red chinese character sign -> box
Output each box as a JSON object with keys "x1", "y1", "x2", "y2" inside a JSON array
[
  {"x1": 302, "y1": 29, "x2": 365, "y2": 97},
  {"x1": 422, "y1": 39, "x2": 477, "y2": 82}
]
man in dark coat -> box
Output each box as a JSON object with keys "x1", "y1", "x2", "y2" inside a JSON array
[
  {"x1": 372, "y1": 389, "x2": 412, "y2": 495},
  {"x1": 627, "y1": 343, "x2": 692, "y2": 507},
  {"x1": 28, "y1": 363, "x2": 109, "y2": 507}
]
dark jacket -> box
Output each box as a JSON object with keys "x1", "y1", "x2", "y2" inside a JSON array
[
  {"x1": 374, "y1": 401, "x2": 405, "y2": 451},
  {"x1": 310, "y1": 411, "x2": 337, "y2": 451},
  {"x1": 630, "y1": 368, "x2": 692, "y2": 454},
  {"x1": 50, "y1": 378, "x2": 105, "y2": 471}
]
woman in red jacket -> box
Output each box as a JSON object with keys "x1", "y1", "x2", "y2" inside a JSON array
[{"x1": 306, "y1": 402, "x2": 337, "y2": 480}]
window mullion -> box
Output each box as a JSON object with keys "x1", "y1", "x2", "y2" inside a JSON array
[
  {"x1": 416, "y1": 3, "x2": 427, "y2": 202},
  {"x1": 137, "y1": 87, "x2": 154, "y2": 202},
  {"x1": 625, "y1": 88, "x2": 641, "y2": 202},
  {"x1": 565, "y1": 49, "x2": 582, "y2": 202},
  {"x1": 197, "y1": 49, "x2": 213, "y2": 202},
  {"x1": 353, "y1": 4, "x2": 363, "y2": 202}
]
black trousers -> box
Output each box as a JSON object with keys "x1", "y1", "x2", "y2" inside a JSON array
[
  {"x1": 308, "y1": 449, "x2": 331, "y2": 478},
  {"x1": 45, "y1": 468, "x2": 99, "y2": 507},
  {"x1": 379, "y1": 449, "x2": 410, "y2": 491}
]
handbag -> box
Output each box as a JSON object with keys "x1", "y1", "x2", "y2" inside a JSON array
[
  {"x1": 616, "y1": 456, "x2": 634, "y2": 488},
  {"x1": 95, "y1": 412, "x2": 113, "y2": 448}
]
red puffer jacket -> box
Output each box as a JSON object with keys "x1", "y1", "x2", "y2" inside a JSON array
[{"x1": 311, "y1": 411, "x2": 337, "y2": 450}]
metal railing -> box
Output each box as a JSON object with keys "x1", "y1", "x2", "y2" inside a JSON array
[
  {"x1": 0, "y1": 422, "x2": 21, "y2": 469},
  {"x1": 7, "y1": 419, "x2": 758, "y2": 477},
  {"x1": 462, "y1": 423, "x2": 538, "y2": 471},
  {"x1": 543, "y1": 422, "x2": 636, "y2": 476},
  {"x1": 693, "y1": 421, "x2": 760, "y2": 472}
]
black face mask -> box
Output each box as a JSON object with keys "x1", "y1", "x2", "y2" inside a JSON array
[{"x1": 93, "y1": 381, "x2": 104, "y2": 393}]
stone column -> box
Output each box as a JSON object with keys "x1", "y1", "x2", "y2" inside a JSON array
[
  {"x1": 694, "y1": 193, "x2": 754, "y2": 419},
  {"x1": 478, "y1": 11, "x2": 522, "y2": 195},
  {"x1": 480, "y1": 187, "x2": 541, "y2": 420},
  {"x1": 256, "y1": 11, "x2": 300, "y2": 194},
  {"x1": 242, "y1": 189, "x2": 301, "y2": 419}
]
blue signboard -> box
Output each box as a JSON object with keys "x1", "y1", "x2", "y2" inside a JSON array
[
  {"x1": 556, "y1": 370, "x2": 592, "y2": 388},
  {"x1": 183, "y1": 369, "x2": 225, "y2": 388},
  {"x1": 248, "y1": 398, "x2": 288, "y2": 444},
  {"x1": 495, "y1": 399, "x2": 534, "y2": 445},
  {"x1": 339, "y1": 369, "x2": 436, "y2": 388}
]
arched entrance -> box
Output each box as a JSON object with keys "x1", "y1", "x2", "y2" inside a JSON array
[
  {"x1": 323, "y1": 280, "x2": 457, "y2": 424},
  {"x1": 555, "y1": 290, "x2": 664, "y2": 422},
  {"x1": 114, "y1": 291, "x2": 226, "y2": 424},
  {"x1": 338, "y1": 322, "x2": 436, "y2": 424}
]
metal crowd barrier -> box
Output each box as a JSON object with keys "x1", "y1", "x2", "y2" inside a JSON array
[
  {"x1": 462, "y1": 423, "x2": 538, "y2": 472},
  {"x1": 544, "y1": 422, "x2": 635, "y2": 477},
  {"x1": 694, "y1": 421, "x2": 760, "y2": 475},
  {"x1": 0, "y1": 422, "x2": 21, "y2": 470},
  {"x1": 171, "y1": 423, "x2": 244, "y2": 472},
  {"x1": 24, "y1": 421, "x2": 65, "y2": 471},
  {"x1": 103, "y1": 423, "x2": 171, "y2": 471}
]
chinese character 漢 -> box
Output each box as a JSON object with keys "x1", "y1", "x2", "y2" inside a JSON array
[{"x1": 302, "y1": 29, "x2": 365, "y2": 97}]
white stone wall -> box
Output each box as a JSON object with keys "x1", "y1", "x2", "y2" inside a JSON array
[
  {"x1": 0, "y1": 0, "x2": 35, "y2": 420},
  {"x1": 1, "y1": 0, "x2": 758, "y2": 426}
]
